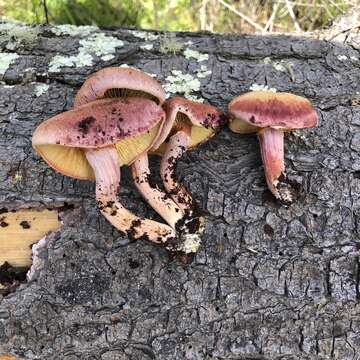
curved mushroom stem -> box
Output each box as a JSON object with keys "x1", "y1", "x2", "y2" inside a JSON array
[
  {"x1": 131, "y1": 154, "x2": 184, "y2": 229},
  {"x1": 160, "y1": 130, "x2": 204, "y2": 254},
  {"x1": 258, "y1": 128, "x2": 295, "y2": 205},
  {"x1": 85, "y1": 146, "x2": 176, "y2": 245},
  {"x1": 160, "y1": 130, "x2": 194, "y2": 212}
]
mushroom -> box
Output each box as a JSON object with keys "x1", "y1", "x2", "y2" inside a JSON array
[
  {"x1": 74, "y1": 67, "x2": 165, "y2": 107},
  {"x1": 151, "y1": 97, "x2": 225, "y2": 231},
  {"x1": 228, "y1": 91, "x2": 318, "y2": 204},
  {"x1": 73, "y1": 67, "x2": 202, "y2": 253},
  {"x1": 32, "y1": 97, "x2": 178, "y2": 248}
]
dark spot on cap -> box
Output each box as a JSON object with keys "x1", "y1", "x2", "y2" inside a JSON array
[{"x1": 78, "y1": 116, "x2": 96, "y2": 134}]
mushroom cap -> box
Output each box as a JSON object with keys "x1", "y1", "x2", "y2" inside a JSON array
[
  {"x1": 74, "y1": 67, "x2": 166, "y2": 107},
  {"x1": 152, "y1": 97, "x2": 224, "y2": 154},
  {"x1": 228, "y1": 91, "x2": 319, "y2": 133},
  {"x1": 33, "y1": 97, "x2": 165, "y2": 180}
]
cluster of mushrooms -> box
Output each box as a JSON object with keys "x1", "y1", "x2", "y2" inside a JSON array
[{"x1": 32, "y1": 66, "x2": 318, "y2": 257}]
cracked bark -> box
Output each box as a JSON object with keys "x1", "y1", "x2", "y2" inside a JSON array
[{"x1": 0, "y1": 13, "x2": 360, "y2": 360}]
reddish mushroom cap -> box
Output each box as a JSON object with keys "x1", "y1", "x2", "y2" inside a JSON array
[
  {"x1": 33, "y1": 97, "x2": 163, "y2": 148},
  {"x1": 32, "y1": 97, "x2": 165, "y2": 180},
  {"x1": 152, "y1": 97, "x2": 224, "y2": 153},
  {"x1": 228, "y1": 91, "x2": 318, "y2": 132},
  {"x1": 74, "y1": 67, "x2": 166, "y2": 107}
]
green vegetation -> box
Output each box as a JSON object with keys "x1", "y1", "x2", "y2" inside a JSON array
[{"x1": 0, "y1": 0, "x2": 356, "y2": 33}]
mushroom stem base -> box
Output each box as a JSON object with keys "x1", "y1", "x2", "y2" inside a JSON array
[
  {"x1": 85, "y1": 146, "x2": 176, "y2": 244},
  {"x1": 258, "y1": 128, "x2": 295, "y2": 204},
  {"x1": 160, "y1": 131, "x2": 204, "y2": 251}
]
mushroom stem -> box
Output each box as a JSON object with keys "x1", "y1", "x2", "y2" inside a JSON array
[
  {"x1": 160, "y1": 130, "x2": 194, "y2": 211},
  {"x1": 159, "y1": 130, "x2": 204, "y2": 254},
  {"x1": 131, "y1": 154, "x2": 184, "y2": 229},
  {"x1": 85, "y1": 146, "x2": 176, "y2": 244},
  {"x1": 258, "y1": 128, "x2": 294, "y2": 204}
]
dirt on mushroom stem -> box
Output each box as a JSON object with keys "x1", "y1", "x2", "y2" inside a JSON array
[{"x1": 85, "y1": 146, "x2": 179, "y2": 246}]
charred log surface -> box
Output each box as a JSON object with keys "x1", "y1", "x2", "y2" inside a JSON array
[{"x1": 0, "y1": 16, "x2": 360, "y2": 360}]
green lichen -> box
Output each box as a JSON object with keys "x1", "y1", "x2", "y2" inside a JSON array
[
  {"x1": 49, "y1": 33, "x2": 124, "y2": 72},
  {"x1": 183, "y1": 48, "x2": 208, "y2": 62},
  {"x1": 0, "y1": 52, "x2": 19, "y2": 75},
  {"x1": 159, "y1": 35, "x2": 184, "y2": 54}
]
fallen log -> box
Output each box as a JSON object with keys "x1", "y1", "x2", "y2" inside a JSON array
[{"x1": 0, "y1": 13, "x2": 359, "y2": 359}]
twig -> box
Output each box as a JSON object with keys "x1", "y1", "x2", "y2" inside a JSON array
[
  {"x1": 328, "y1": 0, "x2": 346, "y2": 13},
  {"x1": 327, "y1": 25, "x2": 360, "y2": 41},
  {"x1": 263, "y1": 2, "x2": 281, "y2": 33},
  {"x1": 284, "y1": 0, "x2": 302, "y2": 32},
  {"x1": 43, "y1": 0, "x2": 49, "y2": 24},
  {"x1": 215, "y1": 0, "x2": 263, "y2": 32}
]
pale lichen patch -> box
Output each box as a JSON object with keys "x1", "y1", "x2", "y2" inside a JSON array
[
  {"x1": 196, "y1": 65, "x2": 212, "y2": 79},
  {"x1": 164, "y1": 70, "x2": 201, "y2": 100},
  {"x1": 0, "y1": 52, "x2": 19, "y2": 75},
  {"x1": 0, "y1": 22, "x2": 19, "y2": 32},
  {"x1": 52, "y1": 24, "x2": 98, "y2": 37},
  {"x1": 337, "y1": 54, "x2": 348, "y2": 61},
  {"x1": 249, "y1": 83, "x2": 277, "y2": 92},
  {"x1": 130, "y1": 30, "x2": 159, "y2": 41},
  {"x1": 159, "y1": 35, "x2": 184, "y2": 54},
  {"x1": 80, "y1": 33, "x2": 124, "y2": 60},
  {"x1": 263, "y1": 57, "x2": 287, "y2": 72},
  {"x1": 0, "y1": 24, "x2": 40, "y2": 51},
  {"x1": 164, "y1": 63, "x2": 212, "y2": 103},
  {"x1": 140, "y1": 43, "x2": 154, "y2": 51},
  {"x1": 34, "y1": 83, "x2": 49, "y2": 97},
  {"x1": 49, "y1": 33, "x2": 124, "y2": 72},
  {"x1": 184, "y1": 48, "x2": 208, "y2": 62},
  {"x1": 101, "y1": 54, "x2": 115, "y2": 62}
]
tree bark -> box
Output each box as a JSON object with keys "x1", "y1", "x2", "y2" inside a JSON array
[{"x1": 0, "y1": 15, "x2": 360, "y2": 359}]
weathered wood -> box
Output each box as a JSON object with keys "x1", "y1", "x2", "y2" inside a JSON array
[
  {"x1": 0, "y1": 16, "x2": 359, "y2": 359},
  {"x1": 0, "y1": 209, "x2": 60, "y2": 267}
]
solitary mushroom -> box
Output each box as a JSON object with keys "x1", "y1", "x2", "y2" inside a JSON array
[
  {"x1": 228, "y1": 91, "x2": 318, "y2": 204},
  {"x1": 32, "y1": 97, "x2": 178, "y2": 248},
  {"x1": 74, "y1": 67, "x2": 204, "y2": 253},
  {"x1": 151, "y1": 97, "x2": 224, "y2": 225}
]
